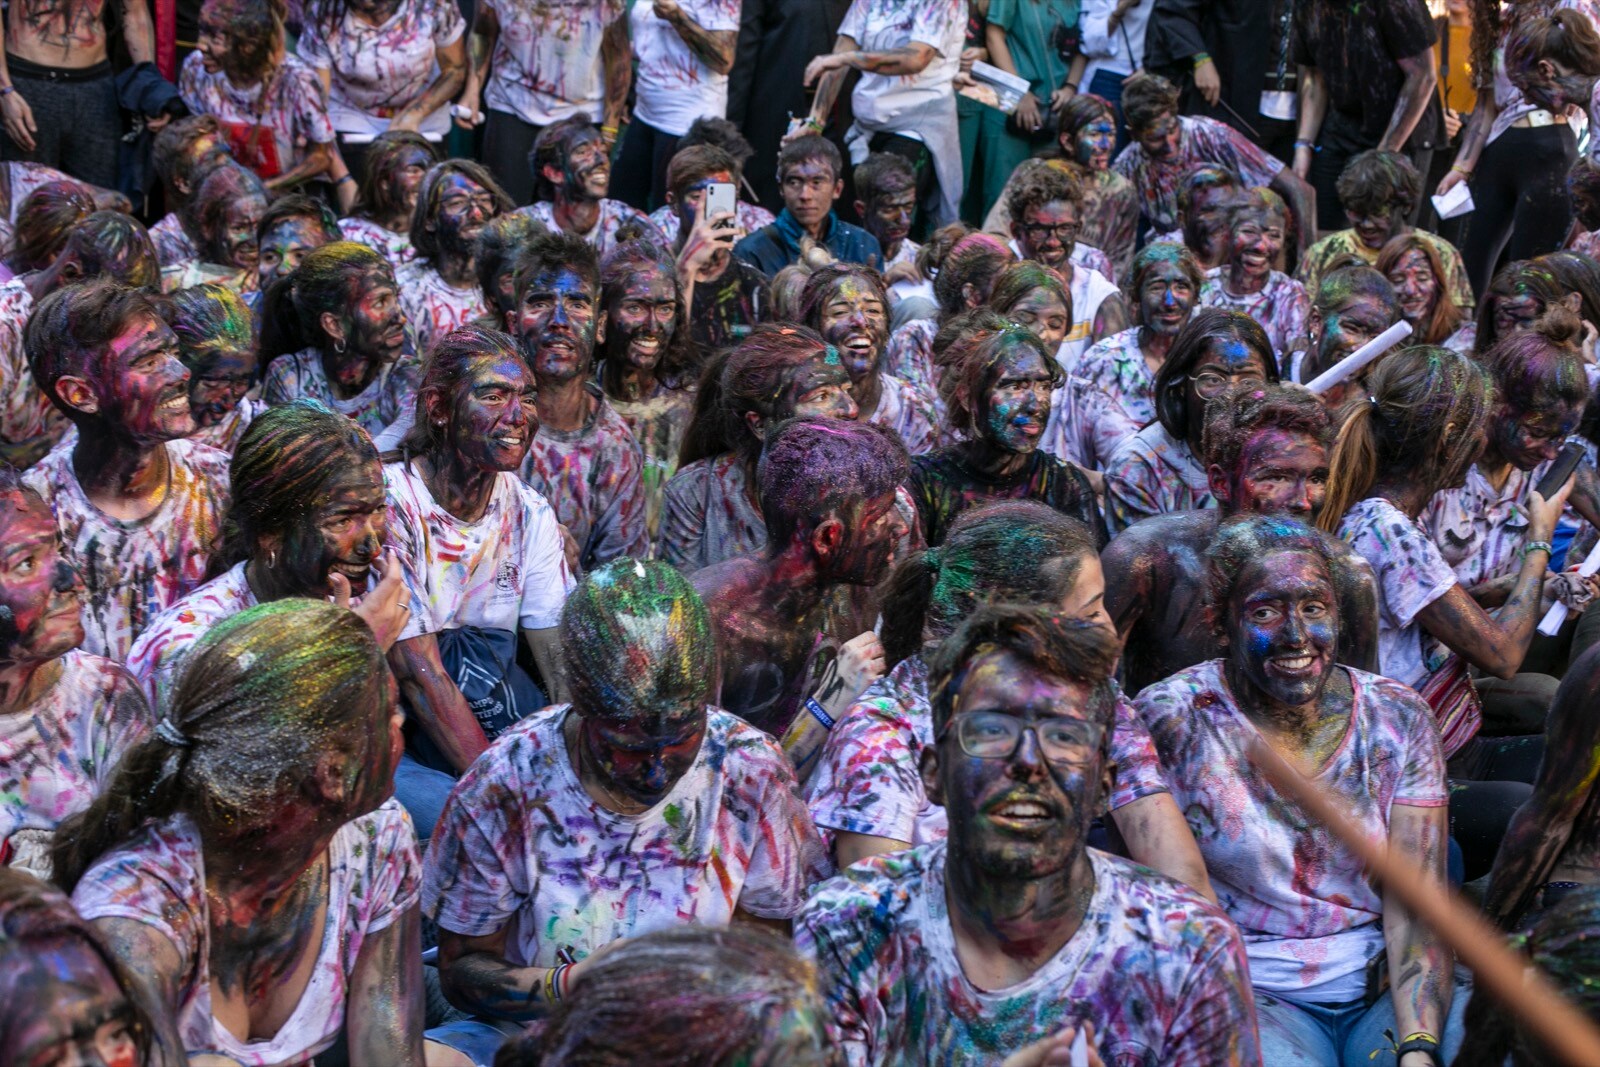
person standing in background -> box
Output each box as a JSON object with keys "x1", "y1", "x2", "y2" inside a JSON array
[
  {"x1": 975, "y1": 0, "x2": 1079, "y2": 213},
  {"x1": 1077, "y1": 0, "x2": 1151, "y2": 148},
  {"x1": 1423, "y1": 0, "x2": 1474, "y2": 238}
]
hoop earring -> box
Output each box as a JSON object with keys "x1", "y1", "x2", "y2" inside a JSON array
[
  {"x1": 333, "y1": 337, "x2": 347, "y2": 355},
  {"x1": 266, "y1": 549, "x2": 278, "y2": 569}
]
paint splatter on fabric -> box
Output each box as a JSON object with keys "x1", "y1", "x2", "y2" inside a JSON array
[
  {"x1": 395, "y1": 260, "x2": 488, "y2": 356},
  {"x1": 795, "y1": 843, "x2": 1260, "y2": 1066},
  {"x1": 1072, "y1": 241, "x2": 1118, "y2": 287},
  {"x1": 648, "y1": 200, "x2": 776, "y2": 247},
  {"x1": 0, "y1": 650, "x2": 150, "y2": 871},
  {"x1": 72, "y1": 798, "x2": 420, "y2": 1067},
  {"x1": 1112, "y1": 116, "x2": 1283, "y2": 233},
  {"x1": 1135, "y1": 659, "x2": 1446, "y2": 1000},
  {"x1": 806, "y1": 654, "x2": 1170, "y2": 846},
  {"x1": 421, "y1": 705, "x2": 830, "y2": 964},
  {"x1": 686, "y1": 257, "x2": 771, "y2": 354},
  {"x1": 338, "y1": 215, "x2": 418, "y2": 270},
  {"x1": 384, "y1": 461, "x2": 573, "y2": 639},
  {"x1": 518, "y1": 199, "x2": 668, "y2": 257},
  {"x1": 908, "y1": 448, "x2": 1107, "y2": 547},
  {"x1": 191, "y1": 396, "x2": 269, "y2": 455},
  {"x1": 23, "y1": 439, "x2": 231, "y2": 662},
  {"x1": 150, "y1": 213, "x2": 200, "y2": 269},
  {"x1": 656, "y1": 452, "x2": 765, "y2": 572},
  {"x1": 1074, "y1": 326, "x2": 1157, "y2": 427},
  {"x1": 1040, "y1": 374, "x2": 1142, "y2": 471},
  {"x1": 521, "y1": 387, "x2": 650, "y2": 569},
  {"x1": 1336, "y1": 496, "x2": 1458, "y2": 690},
  {"x1": 178, "y1": 52, "x2": 336, "y2": 180},
  {"x1": 1199, "y1": 267, "x2": 1309, "y2": 360},
  {"x1": 1298, "y1": 229, "x2": 1473, "y2": 313},
  {"x1": 608, "y1": 379, "x2": 695, "y2": 544},
  {"x1": 1103, "y1": 422, "x2": 1214, "y2": 533},
  {"x1": 262, "y1": 346, "x2": 421, "y2": 438},
  {"x1": 480, "y1": 0, "x2": 626, "y2": 126},
  {"x1": 628, "y1": 0, "x2": 742, "y2": 137},
  {"x1": 1422, "y1": 458, "x2": 1565, "y2": 588},
  {"x1": 0, "y1": 280, "x2": 66, "y2": 453},
  {"x1": 125, "y1": 561, "x2": 256, "y2": 713},
  {"x1": 1442, "y1": 321, "x2": 1476, "y2": 354},
  {"x1": 883, "y1": 319, "x2": 938, "y2": 409},
  {"x1": 865, "y1": 371, "x2": 938, "y2": 455},
  {"x1": 297, "y1": 0, "x2": 467, "y2": 136}
]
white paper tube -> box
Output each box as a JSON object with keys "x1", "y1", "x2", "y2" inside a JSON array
[
  {"x1": 1539, "y1": 539, "x2": 1600, "y2": 635},
  {"x1": 1305, "y1": 320, "x2": 1414, "y2": 396}
]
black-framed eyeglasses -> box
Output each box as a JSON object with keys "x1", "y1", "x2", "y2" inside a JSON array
[
  {"x1": 1022, "y1": 221, "x2": 1079, "y2": 243},
  {"x1": 936, "y1": 711, "x2": 1105, "y2": 766},
  {"x1": 1191, "y1": 371, "x2": 1266, "y2": 398}
]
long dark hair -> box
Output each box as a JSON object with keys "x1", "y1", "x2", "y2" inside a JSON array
[
  {"x1": 397, "y1": 324, "x2": 524, "y2": 462},
  {"x1": 677, "y1": 324, "x2": 832, "y2": 468},
  {"x1": 1153, "y1": 307, "x2": 1278, "y2": 442},
  {"x1": 258, "y1": 240, "x2": 393, "y2": 362},
  {"x1": 354, "y1": 129, "x2": 439, "y2": 224}
]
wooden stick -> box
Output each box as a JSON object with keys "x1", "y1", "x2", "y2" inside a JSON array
[{"x1": 1246, "y1": 737, "x2": 1600, "y2": 1066}]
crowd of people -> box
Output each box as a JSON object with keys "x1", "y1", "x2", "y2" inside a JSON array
[{"x1": 10, "y1": 0, "x2": 1600, "y2": 1063}]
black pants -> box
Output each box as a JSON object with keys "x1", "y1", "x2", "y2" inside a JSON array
[
  {"x1": 1460, "y1": 123, "x2": 1577, "y2": 297},
  {"x1": 612, "y1": 117, "x2": 678, "y2": 212},
  {"x1": 0, "y1": 54, "x2": 119, "y2": 188},
  {"x1": 481, "y1": 108, "x2": 542, "y2": 206}
]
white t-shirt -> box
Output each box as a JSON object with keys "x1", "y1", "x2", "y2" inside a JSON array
[
  {"x1": 0, "y1": 650, "x2": 150, "y2": 876},
  {"x1": 1136, "y1": 660, "x2": 1448, "y2": 1002},
  {"x1": 628, "y1": 0, "x2": 742, "y2": 136},
  {"x1": 838, "y1": 0, "x2": 964, "y2": 139},
  {"x1": 262, "y1": 347, "x2": 421, "y2": 438},
  {"x1": 421, "y1": 704, "x2": 830, "y2": 965},
  {"x1": 483, "y1": 0, "x2": 626, "y2": 126},
  {"x1": 795, "y1": 843, "x2": 1260, "y2": 1066},
  {"x1": 395, "y1": 260, "x2": 487, "y2": 356},
  {"x1": 338, "y1": 215, "x2": 417, "y2": 269},
  {"x1": 1337, "y1": 497, "x2": 1458, "y2": 689},
  {"x1": 126, "y1": 562, "x2": 257, "y2": 714},
  {"x1": 0, "y1": 279, "x2": 64, "y2": 451},
  {"x1": 74, "y1": 800, "x2": 420, "y2": 1067},
  {"x1": 1059, "y1": 263, "x2": 1121, "y2": 373},
  {"x1": 383, "y1": 460, "x2": 573, "y2": 638},
  {"x1": 297, "y1": 0, "x2": 467, "y2": 138}
]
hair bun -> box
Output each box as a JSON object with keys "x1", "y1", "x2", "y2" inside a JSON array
[{"x1": 1534, "y1": 303, "x2": 1584, "y2": 347}]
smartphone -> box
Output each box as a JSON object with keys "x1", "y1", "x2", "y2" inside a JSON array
[
  {"x1": 1536, "y1": 441, "x2": 1588, "y2": 500},
  {"x1": 705, "y1": 181, "x2": 737, "y2": 227}
]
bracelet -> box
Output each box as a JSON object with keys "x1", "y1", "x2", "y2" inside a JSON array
[
  {"x1": 1523, "y1": 539, "x2": 1554, "y2": 560},
  {"x1": 0, "y1": 86, "x2": 14, "y2": 97},
  {"x1": 806, "y1": 697, "x2": 836, "y2": 730},
  {"x1": 1396, "y1": 1034, "x2": 1442, "y2": 1067},
  {"x1": 601, "y1": 124, "x2": 619, "y2": 136},
  {"x1": 1193, "y1": 52, "x2": 1212, "y2": 68},
  {"x1": 1450, "y1": 163, "x2": 1473, "y2": 175},
  {"x1": 1294, "y1": 139, "x2": 1319, "y2": 152},
  {"x1": 335, "y1": 174, "x2": 355, "y2": 186},
  {"x1": 1064, "y1": 80, "x2": 1079, "y2": 90}
]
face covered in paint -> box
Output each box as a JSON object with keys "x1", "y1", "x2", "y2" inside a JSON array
[
  {"x1": 1571, "y1": 175, "x2": 1600, "y2": 232},
  {"x1": 84, "y1": 313, "x2": 195, "y2": 442},
  {"x1": 558, "y1": 128, "x2": 611, "y2": 202},
  {"x1": 1138, "y1": 257, "x2": 1197, "y2": 337},
  {"x1": 0, "y1": 490, "x2": 85, "y2": 663},
  {"x1": 439, "y1": 352, "x2": 538, "y2": 473},
  {"x1": 1311, "y1": 292, "x2": 1394, "y2": 376},
  {"x1": 1184, "y1": 336, "x2": 1269, "y2": 440},
  {"x1": 1492, "y1": 398, "x2": 1581, "y2": 472},
  {"x1": 331, "y1": 264, "x2": 408, "y2": 375},
  {"x1": 1136, "y1": 111, "x2": 1182, "y2": 161},
  {"x1": 1228, "y1": 208, "x2": 1285, "y2": 284},
  {"x1": 257, "y1": 215, "x2": 330, "y2": 292},
  {"x1": 384, "y1": 145, "x2": 433, "y2": 218},
  {"x1": 1004, "y1": 285, "x2": 1070, "y2": 348},
  {"x1": 209, "y1": 188, "x2": 266, "y2": 271},
  {"x1": 927, "y1": 648, "x2": 1110, "y2": 880},
  {"x1": 603, "y1": 264, "x2": 677, "y2": 375},
  {"x1": 862, "y1": 180, "x2": 916, "y2": 252},
  {"x1": 780, "y1": 158, "x2": 843, "y2": 232},
  {"x1": 1072, "y1": 116, "x2": 1117, "y2": 171},
  {"x1": 0, "y1": 934, "x2": 143, "y2": 1067},
  {"x1": 1493, "y1": 290, "x2": 1545, "y2": 339},
  {"x1": 515, "y1": 265, "x2": 603, "y2": 382},
  {"x1": 1015, "y1": 199, "x2": 1079, "y2": 271},
  {"x1": 187, "y1": 336, "x2": 258, "y2": 429},
  {"x1": 1057, "y1": 551, "x2": 1114, "y2": 633},
  {"x1": 1215, "y1": 427, "x2": 1330, "y2": 522},
  {"x1": 818, "y1": 277, "x2": 888, "y2": 385},
  {"x1": 826, "y1": 489, "x2": 908, "y2": 586},
  {"x1": 1386, "y1": 248, "x2": 1440, "y2": 327},
  {"x1": 1225, "y1": 549, "x2": 1340, "y2": 708},
  {"x1": 579, "y1": 697, "x2": 708, "y2": 809},
  {"x1": 751, "y1": 349, "x2": 857, "y2": 438},
  {"x1": 981, "y1": 342, "x2": 1054, "y2": 454},
  {"x1": 1186, "y1": 182, "x2": 1240, "y2": 267},
  {"x1": 431, "y1": 172, "x2": 498, "y2": 259},
  {"x1": 1346, "y1": 198, "x2": 1406, "y2": 253},
  {"x1": 268, "y1": 460, "x2": 389, "y2": 597}
]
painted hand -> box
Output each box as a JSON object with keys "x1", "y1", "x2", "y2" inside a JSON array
[
  {"x1": 804, "y1": 52, "x2": 847, "y2": 88},
  {"x1": 335, "y1": 550, "x2": 411, "y2": 653},
  {"x1": 676, "y1": 209, "x2": 739, "y2": 279},
  {"x1": 837, "y1": 631, "x2": 886, "y2": 700}
]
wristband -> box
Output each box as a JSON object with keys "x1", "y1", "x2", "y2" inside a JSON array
[
  {"x1": 1523, "y1": 539, "x2": 1554, "y2": 560},
  {"x1": 0, "y1": 86, "x2": 14, "y2": 97},
  {"x1": 1451, "y1": 163, "x2": 1473, "y2": 176},
  {"x1": 1193, "y1": 52, "x2": 1212, "y2": 68},
  {"x1": 806, "y1": 697, "x2": 836, "y2": 730},
  {"x1": 1064, "y1": 80, "x2": 1079, "y2": 90},
  {"x1": 1294, "y1": 139, "x2": 1319, "y2": 152},
  {"x1": 1396, "y1": 1034, "x2": 1442, "y2": 1067},
  {"x1": 601, "y1": 124, "x2": 619, "y2": 136}
]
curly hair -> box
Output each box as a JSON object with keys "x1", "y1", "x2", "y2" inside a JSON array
[
  {"x1": 1005, "y1": 164, "x2": 1082, "y2": 231},
  {"x1": 1336, "y1": 149, "x2": 1422, "y2": 220},
  {"x1": 1201, "y1": 381, "x2": 1332, "y2": 474},
  {"x1": 936, "y1": 311, "x2": 1064, "y2": 440}
]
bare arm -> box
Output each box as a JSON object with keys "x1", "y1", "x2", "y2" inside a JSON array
[
  {"x1": 656, "y1": 0, "x2": 736, "y2": 75},
  {"x1": 1378, "y1": 50, "x2": 1438, "y2": 154},
  {"x1": 1292, "y1": 65, "x2": 1328, "y2": 180},
  {"x1": 392, "y1": 35, "x2": 468, "y2": 131},
  {"x1": 267, "y1": 140, "x2": 333, "y2": 190},
  {"x1": 1383, "y1": 803, "x2": 1452, "y2": 1057},
  {"x1": 1101, "y1": 529, "x2": 1154, "y2": 641},
  {"x1": 805, "y1": 34, "x2": 859, "y2": 126},
  {"x1": 833, "y1": 830, "x2": 912, "y2": 868},
  {"x1": 92, "y1": 917, "x2": 191, "y2": 1067},
  {"x1": 1438, "y1": 88, "x2": 1498, "y2": 194},
  {"x1": 0, "y1": 19, "x2": 36, "y2": 153},
  {"x1": 345, "y1": 906, "x2": 426, "y2": 1067},
  {"x1": 1111, "y1": 792, "x2": 1218, "y2": 903},
  {"x1": 437, "y1": 925, "x2": 559, "y2": 1021},
  {"x1": 453, "y1": 6, "x2": 497, "y2": 127},
  {"x1": 119, "y1": 0, "x2": 156, "y2": 65},
  {"x1": 1331, "y1": 548, "x2": 1380, "y2": 673},
  {"x1": 388, "y1": 634, "x2": 489, "y2": 774},
  {"x1": 1269, "y1": 167, "x2": 1318, "y2": 253},
  {"x1": 601, "y1": 12, "x2": 632, "y2": 134},
  {"x1": 1090, "y1": 291, "x2": 1130, "y2": 342},
  {"x1": 524, "y1": 626, "x2": 569, "y2": 704}
]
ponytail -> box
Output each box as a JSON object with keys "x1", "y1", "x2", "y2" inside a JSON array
[
  {"x1": 880, "y1": 547, "x2": 940, "y2": 668},
  {"x1": 53, "y1": 733, "x2": 191, "y2": 892},
  {"x1": 1316, "y1": 398, "x2": 1383, "y2": 535},
  {"x1": 257, "y1": 270, "x2": 312, "y2": 365}
]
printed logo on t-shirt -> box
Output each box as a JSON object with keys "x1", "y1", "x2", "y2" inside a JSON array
[{"x1": 495, "y1": 559, "x2": 521, "y2": 592}]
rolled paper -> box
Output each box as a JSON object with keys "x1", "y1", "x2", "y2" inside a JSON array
[
  {"x1": 1539, "y1": 539, "x2": 1600, "y2": 635},
  {"x1": 1304, "y1": 320, "x2": 1414, "y2": 396}
]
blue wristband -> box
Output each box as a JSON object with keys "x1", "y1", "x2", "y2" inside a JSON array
[{"x1": 806, "y1": 698, "x2": 835, "y2": 730}]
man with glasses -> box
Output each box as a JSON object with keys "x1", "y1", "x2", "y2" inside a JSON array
[
  {"x1": 520, "y1": 115, "x2": 666, "y2": 256},
  {"x1": 1297, "y1": 149, "x2": 1472, "y2": 313},
  {"x1": 795, "y1": 603, "x2": 1259, "y2": 1066},
  {"x1": 1114, "y1": 72, "x2": 1315, "y2": 253}
]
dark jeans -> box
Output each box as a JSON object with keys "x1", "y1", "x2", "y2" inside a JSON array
[
  {"x1": 481, "y1": 108, "x2": 542, "y2": 206},
  {"x1": 1460, "y1": 123, "x2": 1577, "y2": 296},
  {"x1": 1447, "y1": 734, "x2": 1545, "y2": 882},
  {"x1": 0, "y1": 55, "x2": 119, "y2": 187},
  {"x1": 612, "y1": 116, "x2": 678, "y2": 211}
]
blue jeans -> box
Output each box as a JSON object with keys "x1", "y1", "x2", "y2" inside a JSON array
[
  {"x1": 394, "y1": 753, "x2": 457, "y2": 844},
  {"x1": 425, "y1": 1019, "x2": 524, "y2": 1067},
  {"x1": 1255, "y1": 970, "x2": 1471, "y2": 1066}
]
